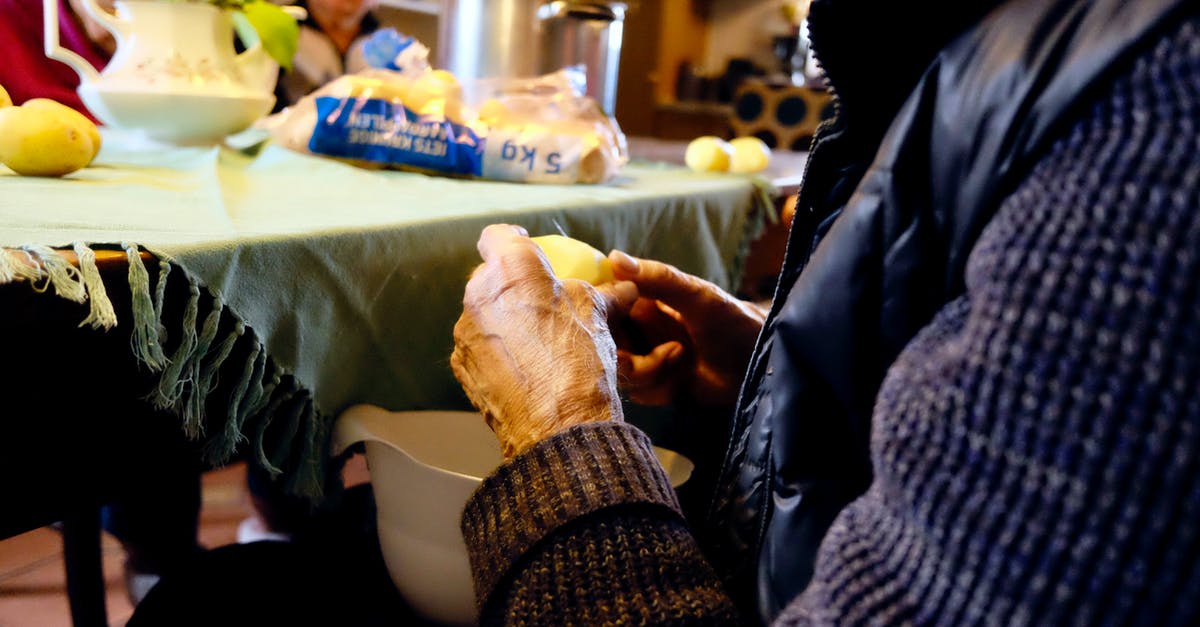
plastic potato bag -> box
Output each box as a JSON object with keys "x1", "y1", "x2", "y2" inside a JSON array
[{"x1": 261, "y1": 31, "x2": 627, "y2": 184}]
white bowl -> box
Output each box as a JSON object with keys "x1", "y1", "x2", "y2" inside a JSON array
[
  {"x1": 79, "y1": 85, "x2": 275, "y2": 145},
  {"x1": 333, "y1": 406, "x2": 694, "y2": 626}
]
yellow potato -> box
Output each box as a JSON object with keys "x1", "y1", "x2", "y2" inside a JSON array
[
  {"x1": 0, "y1": 83, "x2": 11, "y2": 108},
  {"x1": 21, "y1": 98, "x2": 101, "y2": 162},
  {"x1": 577, "y1": 145, "x2": 608, "y2": 184},
  {"x1": 476, "y1": 98, "x2": 509, "y2": 126},
  {"x1": 417, "y1": 98, "x2": 465, "y2": 124},
  {"x1": 532, "y1": 234, "x2": 614, "y2": 285},
  {"x1": 728, "y1": 136, "x2": 771, "y2": 174},
  {"x1": 428, "y1": 69, "x2": 461, "y2": 90},
  {"x1": 344, "y1": 76, "x2": 411, "y2": 103},
  {"x1": 406, "y1": 70, "x2": 464, "y2": 117},
  {"x1": 685, "y1": 136, "x2": 732, "y2": 172},
  {"x1": 343, "y1": 75, "x2": 382, "y2": 96},
  {"x1": 0, "y1": 105, "x2": 94, "y2": 177}
]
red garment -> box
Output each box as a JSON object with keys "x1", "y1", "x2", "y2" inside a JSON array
[{"x1": 0, "y1": 0, "x2": 110, "y2": 122}]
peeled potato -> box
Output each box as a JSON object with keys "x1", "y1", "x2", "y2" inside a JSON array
[
  {"x1": 0, "y1": 83, "x2": 11, "y2": 108},
  {"x1": 532, "y1": 234, "x2": 614, "y2": 285},
  {"x1": 685, "y1": 136, "x2": 732, "y2": 172},
  {"x1": 728, "y1": 136, "x2": 771, "y2": 174}
]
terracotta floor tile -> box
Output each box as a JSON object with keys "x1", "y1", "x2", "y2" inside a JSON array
[
  {"x1": 0, "y1": 528, "x2": 61, "y2": 578},
  {"x1": 0, "y1": 588, "x2": 73, "y2": 627},
  {"x1": 0, "y1": 532, "x2": 133, "y2": 627}
]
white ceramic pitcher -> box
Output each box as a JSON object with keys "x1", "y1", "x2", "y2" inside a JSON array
[{"x1": 43, "y1": 0, "x2": 278, "y2": 144}]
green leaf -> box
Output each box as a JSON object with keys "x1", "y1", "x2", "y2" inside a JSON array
[{"x1": 241, "y1": 2, "x2": 299, "y2": 71}]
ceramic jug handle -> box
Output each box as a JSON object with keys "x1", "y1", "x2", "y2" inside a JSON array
[
  {"x1": 43, "y1": 0, "x2": 98, "y2": 82},
  {"x1": 230, "y1": 11, "x2": 282, "y2": 94},
  {"x1": 79, "y1": 0, "x2": 126, "y2": 38},
  {"x1": 42, "y1": 0, "x2": 124, "y2": 83}
]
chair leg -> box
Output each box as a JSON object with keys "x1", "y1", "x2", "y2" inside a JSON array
[{"x1": 62, "y1": 508, "x2": 108, "y2": 627}]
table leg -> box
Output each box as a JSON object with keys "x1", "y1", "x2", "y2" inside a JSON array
[{"x1": 62, "y1": 508, "x2": 108, "y2": 627}]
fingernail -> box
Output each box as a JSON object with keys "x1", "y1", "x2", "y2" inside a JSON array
[{"x1": 610, "y1": 250, "x2": 638, "y2": 275}]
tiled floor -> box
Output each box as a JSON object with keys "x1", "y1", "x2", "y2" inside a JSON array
[{"x1": 0, "y1": 462, "x2": 259, "y2": 627}]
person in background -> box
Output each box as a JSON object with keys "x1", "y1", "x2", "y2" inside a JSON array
[
  {"x1": 274, "y1": 0, "x2": 380, "y2": 109},
  {"x1": 451, "y1": 0, "x2": 1199, "y2": 624},
  {"x1": 0, "y1": 0, "x2": 113, "y2": 121}
]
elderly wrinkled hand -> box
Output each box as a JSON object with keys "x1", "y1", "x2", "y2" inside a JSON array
[
  {"x1": 608, "y1": 250, "x2": 767, "y2": 409},
  {"x1": 450, "y1": 224, "x2": 637, "y2": 458}
]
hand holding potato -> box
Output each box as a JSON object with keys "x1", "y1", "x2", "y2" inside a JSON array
[
  {"x1": 608, "y1": 251, "x2": 767, "y2": 409},
  {"x1": 451, "y1": 224, "x2": 637, "y2": 458}
]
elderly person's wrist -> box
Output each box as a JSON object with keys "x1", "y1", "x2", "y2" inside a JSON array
[{"x1": 497, "y1": 380, "x2": 624, "y2": 458}]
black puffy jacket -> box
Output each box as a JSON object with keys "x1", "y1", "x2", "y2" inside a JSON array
[{"x1": 700, "y1": 0, "x2": 1192, "y2": 621}]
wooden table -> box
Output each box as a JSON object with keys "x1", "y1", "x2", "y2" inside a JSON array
[
  {"x1": 2, "y1": 129, "x2": 796, "y2": 619},
  {"x1": 1, "y1": 129, "x2": 778, "y2": 509}
]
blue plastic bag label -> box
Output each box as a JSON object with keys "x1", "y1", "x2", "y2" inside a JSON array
[
  {"x1": 361, "y1": 29, "x2": 430, "y2": 76},
  {"x1": 308, "y1": 96, "x2": 484, "y2": 176}
]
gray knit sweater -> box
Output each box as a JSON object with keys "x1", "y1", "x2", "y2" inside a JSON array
[{"x1": 462, "y1": 17, "x2": 1200, "y2": 627}]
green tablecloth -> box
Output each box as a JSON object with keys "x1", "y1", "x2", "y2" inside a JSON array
[{"x1": 0, "y1": 129, "x2": 773, "y2": 499}]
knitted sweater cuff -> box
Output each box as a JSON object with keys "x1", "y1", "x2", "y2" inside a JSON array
[{"x1": 461, "y1": 421, "x2": 683, "y2": 610}]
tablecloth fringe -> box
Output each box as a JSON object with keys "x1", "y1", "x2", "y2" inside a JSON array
[
  {"x1": 73, "y1": 243, "x2": 119, "y2": 328},
  {"x1": 123, "y1": 245, "x2": 331, "y2": 500},
  {"x1": 0, "y1": 247, "x2": 44, "y2": 284},
  {"x1": 0, "y1": 243, "x2": 332, "y2": 502}
]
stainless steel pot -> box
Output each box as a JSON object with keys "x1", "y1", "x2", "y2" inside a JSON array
[
  {"x1": 537, "y1": 1, "x2": 627, "y2": 115},
  {"x1": 437, "y1": 0, "x2": 542, "y2": 82}
]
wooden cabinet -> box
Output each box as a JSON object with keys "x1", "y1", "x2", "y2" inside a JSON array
[{"x1": 615, "y1": 0, "x2": 730, "y2": 139}]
